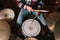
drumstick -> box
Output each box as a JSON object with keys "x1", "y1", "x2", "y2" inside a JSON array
[
  {"x1": 31, "y1": 15, "x2": 37, "y2": 24},
  {"x1": 31, "y1": 10, "x2": 49, "y2": 24},
  {"x1": 34, "y1": 10, "x2": 49, "y2": 12}
]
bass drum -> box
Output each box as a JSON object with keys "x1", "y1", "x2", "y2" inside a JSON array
[{"x1": 0, "y1": 20, "x2": 11, "y2": 40}]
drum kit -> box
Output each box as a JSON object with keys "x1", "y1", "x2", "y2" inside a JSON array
[
  {"x1": 18, "y1": 10, "x2": 60, "y2": 40},
  {"x1": 17, "y1": 10, "x2": 57, "y2": 40},
  {"x1": 0, "y1": 8, "x2": 60, "y2": 40}
]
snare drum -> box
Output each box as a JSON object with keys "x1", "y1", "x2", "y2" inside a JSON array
[
  {"x1": 22, "y1": 19, "x2": 41, "y2": 37},
  {"x1": 17, "y1": 14, "x2": 41, "y2": 40}
]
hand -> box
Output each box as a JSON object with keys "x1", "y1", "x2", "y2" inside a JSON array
[
  {"x1": 24, "y1": 5, "x2": 39, "y2": 16},
  {"x1": 24, "y1": 5, "x2": 34, "y2": 12},
  {"x1": 18, "y1": 3, "x2": 23, "y2": 8},
  {"x1": 35, "y1": 11, "x2": 39, "y2": 16},
  {"x1": 27, "y1": 6, "x2": 34, "y2": 12}
]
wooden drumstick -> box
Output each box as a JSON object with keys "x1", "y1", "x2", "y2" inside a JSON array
[
  {"x1": 34, "y1": 10, "x2": 49, "y2": 12},
  {"x1": 31, "y1": 15, "x2": 37, "y2": 24}
]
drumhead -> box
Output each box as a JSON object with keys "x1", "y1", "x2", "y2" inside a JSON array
[{"x1": 22, "y1": 19, "x2": 41, "y2": 37}]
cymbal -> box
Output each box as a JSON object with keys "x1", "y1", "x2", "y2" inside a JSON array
[
  {"x1": 46, "y1": 12, "x2": 59, "y2": 32},
  {"x1": 46, "y1": 11, "x2": 60, "y2": 40},
  {"x1": 0, "y1": 8, "x2": 15, "y2": 22},
  {"x1": 0, "y1": 20, "x2": 11, "y2": 40}
]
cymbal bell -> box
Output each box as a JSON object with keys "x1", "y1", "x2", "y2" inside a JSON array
[{"x1": 0, "y1": 20, "x2": 11, "y2": 40}]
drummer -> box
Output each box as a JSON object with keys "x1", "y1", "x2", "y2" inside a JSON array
[{"x1": 17, "y1": 0, "x2": 47, "y2": 27}]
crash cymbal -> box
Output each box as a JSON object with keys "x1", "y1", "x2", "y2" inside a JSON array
[
  {"x1": 24, "y1": 37, "x2": 37, "y2": 40},
  {"x1": 46, "y1": 12, "x2": 59, "y2": 32},
  {"x1": 0, "y1": 8, "x2": 15, "y2": 22},
  {"x1": 0, "y1": 20, "x2": 11, "y2": 40}
]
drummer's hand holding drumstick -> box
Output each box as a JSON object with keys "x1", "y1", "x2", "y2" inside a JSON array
[
  {"x1": 24, "y1": 5, "x2": 49, "y2": 23},
  {"x1": 24, "y1": 5, "x2": 40, "y2": 24},
  {"x1": 24, "y1": 5, "x2": 49, "y2": 16},
  {"x1": 24, "y1": 5, "x2": 40, "y2": 16}
]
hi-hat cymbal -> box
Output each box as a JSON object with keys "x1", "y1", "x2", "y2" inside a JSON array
[
  {"x1": 0, "y1": 20, "x2": 11, "y2": 40},
  {"x1": 46, "y1": 12, "x2": 59, "y2": 32},
  {"x1": 0, "y1": 8, "x2": 15, "y2": 22}
]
